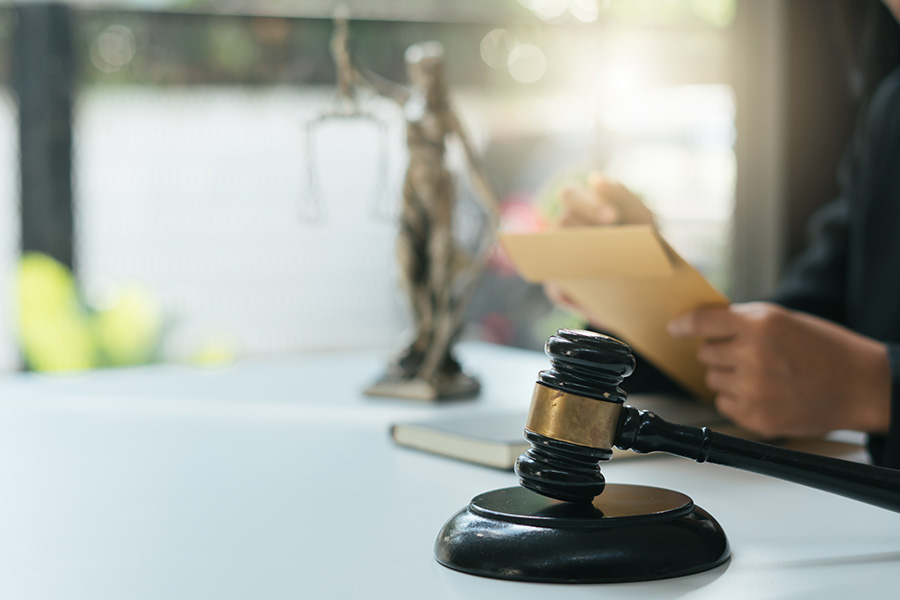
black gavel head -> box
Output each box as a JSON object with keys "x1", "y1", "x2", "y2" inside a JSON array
[{"x1": 514, "y1": 329, "x2": 635, "y2": 503}]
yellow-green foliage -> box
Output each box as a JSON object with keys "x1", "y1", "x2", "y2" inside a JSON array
[{"x1": 14, "y1": 252, "x2": 162, "y2": 372}]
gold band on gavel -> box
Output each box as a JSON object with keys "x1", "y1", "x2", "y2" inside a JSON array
[{"x1": 524, "y1": 383, "x2": 623, "y2": 449}]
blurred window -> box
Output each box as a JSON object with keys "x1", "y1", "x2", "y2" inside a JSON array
[{"x1": 1, "y1": 0, "x2": 739, "y2": 368}]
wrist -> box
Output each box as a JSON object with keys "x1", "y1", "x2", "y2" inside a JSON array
[{"x1": 851, "y1": 339, "x2": 891, "y2": 434}]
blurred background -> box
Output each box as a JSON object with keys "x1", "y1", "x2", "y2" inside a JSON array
[{"x1": 0, "y1": 0, "x2": 894, "y2": 373}]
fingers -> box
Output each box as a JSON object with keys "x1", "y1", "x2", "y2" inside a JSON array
[
  {"x1": 588, "y1": 174, "x2": 655, "y2": 225},
  {"x1": 558, "y1": 185, "x2": 619, "y2": 227},
  {"x1": 704, "y1": 366, "x2": 736, "y2": 393},
  {"x1": 556, "y1": 173, "x2": 655, "y2": 228},
  {"x1": 713, "y1": 388, "x2": 787, "y2": 439},
  {"x1": 667, "y1": 305, "x2": 738, "y2": 340},
  {"x1": 712, "y1": 392, "x2": 742, "y2": 422},
  {"x1": 588, "y1": 174, "x2": 631, "y2": 202},
  {"x1": 696, "y1": 340, "x2": 739, "y2": 368},
  {"x1": 708, "y1": 374, "x2": 763, "y2": 433}
]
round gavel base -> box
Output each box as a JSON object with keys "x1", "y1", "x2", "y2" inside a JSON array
[{"x1": 435, "y1": 484, "x2": 730, "y2": 583}]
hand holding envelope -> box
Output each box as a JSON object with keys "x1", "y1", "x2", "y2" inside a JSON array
[
  {"x1": 512, "y1": 175, "x2": 891, "y2": 438},
  {"x1": 499, "y1": 224, "x2": 729, "y2": 401},
  {"x1": 666, "y1": 301, "x2": 892, "y2": 437},
  {"x1": 556, "y1": 174, "x2": 656, "y2": 228},
  {"x1": 544, "y1": 174, "x2": 659, "y2": 333}
]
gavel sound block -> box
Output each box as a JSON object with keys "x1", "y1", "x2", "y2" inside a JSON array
[{"x1": 434, "y1": 329, "x2": 900, "y2": 583}]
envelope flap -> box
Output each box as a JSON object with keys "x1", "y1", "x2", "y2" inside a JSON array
[{"x1": 498, "y1": 226, "x2": 674, "y2": 282}]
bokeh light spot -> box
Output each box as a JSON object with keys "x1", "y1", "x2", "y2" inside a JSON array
[
  {"x1": 90, "y1": 24, "x2": 136, "y2": 74},
  {"x1": 570, "y1": 0, "x2": 600, "y2": 22},
  {"x1": 480, "y1": 28, "x2": 514, "y2": 70},
  {"x1": 508, "y1": 44, "x2": 547, "y2": 84}
]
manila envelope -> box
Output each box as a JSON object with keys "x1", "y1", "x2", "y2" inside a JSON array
[{"x1": 498, "y1": 225, "x2": 729, "y2": 401}]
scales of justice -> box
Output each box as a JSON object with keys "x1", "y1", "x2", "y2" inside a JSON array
[{"x1": 306, "y1": 17, "x2": 500, "y2": 401}]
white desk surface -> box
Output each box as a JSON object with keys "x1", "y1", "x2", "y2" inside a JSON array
[{"x1": 1, "y1": 342, "x2": 897, "y2": 599}]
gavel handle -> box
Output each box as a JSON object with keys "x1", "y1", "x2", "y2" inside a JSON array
[{"x1": 616, "y1": 405, "x2": 900, "y2": 513}]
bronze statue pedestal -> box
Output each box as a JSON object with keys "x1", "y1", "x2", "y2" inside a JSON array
[
  {"x1": 364, "y1": 371, "x2": 480, "y2": 401},
  {"x1": 435, "y1": 484, "x2": 729, "y2": 583}
]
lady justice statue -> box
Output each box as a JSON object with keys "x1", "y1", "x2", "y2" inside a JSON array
[{"x1": 324, "y1": 18, "x2": 500, "y2": 400}]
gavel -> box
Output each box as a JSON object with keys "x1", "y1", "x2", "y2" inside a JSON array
[
  {"x1": 516, "y1": 328, "x2": 900, "y2": 511},
  {"x1": 435, "y1": 328, "x2": 900, "y2": 583}
]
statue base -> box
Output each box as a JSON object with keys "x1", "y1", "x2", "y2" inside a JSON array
[
  {"x1": 364, "y1": 370, "x2": 480, "y2": 401},
  {"x1": 435, "y1": 484, "x2": 730, "y2": 583}
]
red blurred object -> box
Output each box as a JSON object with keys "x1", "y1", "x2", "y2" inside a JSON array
[
  {"x1": 490, "y1": 195, "x2": 545, "y2": 276},
  {"x1": 479, "y1": 312, "x2": 514, "y2": 345},
  {"x1": 500, "y1": 194, "x2": 544, "y2": 232}
]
